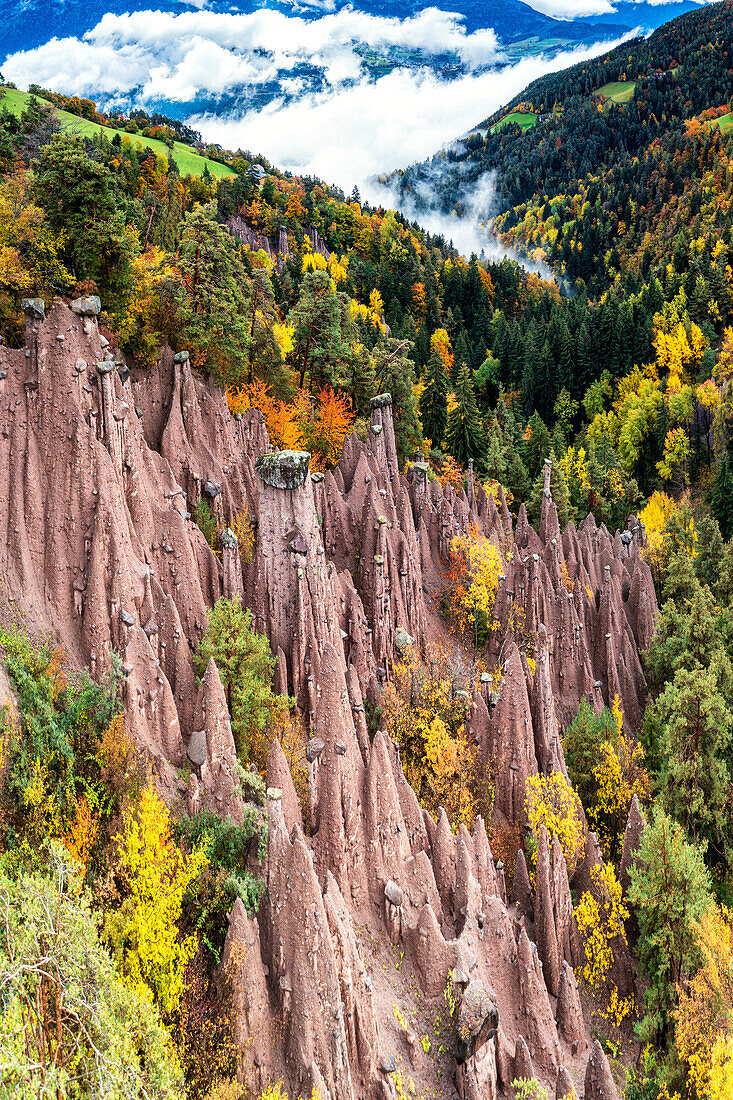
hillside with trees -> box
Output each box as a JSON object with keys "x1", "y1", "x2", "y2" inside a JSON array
[{"x1": 3, "y1": 4, "x2": 733, "y2": 1098}]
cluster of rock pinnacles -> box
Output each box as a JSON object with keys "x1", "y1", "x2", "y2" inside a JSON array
[{"x1": 0, "y1": 297, "x2": 657, "y2": 1099}]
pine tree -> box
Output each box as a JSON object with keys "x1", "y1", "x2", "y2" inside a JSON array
[
  {"x1": 534, "y1": 339, "x2": 556, "y2": 422},
  {"x1": 419, "y1": 346, "x2": 449, "y2": 448},
  {"x1": 173, "y1": 204, "x2": 253, "y2": 388},
  {"x1": 656, "y1": 666, "x2": 732, "y2": 858},
  {"x1": 445, "y1": 362, "x2": 487, "y2": 472},
  {"x1": 523, "y1": 411, "x2": 551, "y2": 480},
  {"x1": 576, "y1": 321, "x2": 594, "y2": 394},
  {"x1": 694, "y1": 514, "x2": 724, "y2": 595},
  {"x1": 372, "y1": 338, "x2": 422, "y2": 461},
  {"x1": 287, "y1": 270, "x2": 354, "y2": 391},
  {"x1": 484, "y1": 415, "x2": 507, "y2": 483},
  {"x1": 521, "y1": 322, "x2": 538, "y2": 417},
  {"x1": 506, "y1": 452, "x2": 530, "y2": 505},
  {"x1": 628, "y1": 805, "x2": 712, "y2": 1045},
  {"x1": 342, "y1": 343, "x2": 377, "y2": 420}
]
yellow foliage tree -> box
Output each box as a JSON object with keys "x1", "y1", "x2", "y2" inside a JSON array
[
  {"x1": 574, "y1": 863, "x2": 632, "y2": 1023},
  {"x1": 588, "y1": 695, "x2": 650, "y2": 860},
  {"x1": 525, "y1": 771, "x2": 585, "y2": 877},
  {"x1": 560, "y1": 445, "x2": 591, "y2": 515},
  {"x1": 272, "y1": 321, "x2": 295, "y2": 357},
  {"x1": 108, "y1": 783, "x2": 207, "y2": 1016},
  {"x1": 445, "y1": 529, "x2": 504, "y2": 648},
  {"x1": 714, "y1": 328, "x2": 733, "y2": 384},
  {"x1": 0, "y1": 165, "x2": 72, "y2": 313},
  {"x1": 707, "y1": 1038, "x2": 733, "y2": 1100},
  {"x1": 385, "y1": 645, "x2": 484, "y2": 830},
  {"x1": 639, "y1": 490, "x2": 697, "y2": 583},
  {"x1": 116, "y1": 247, "x2": 178, "y2": 366},
  {"x1": 653, "y1": 320, "x2": 707, "y2": 387},
  {"x1": 657, "y1": 426, "x2": 691, "y2": 485},
  {"x1": 676, "y1": 905, "x2": 733, "y2": 1099},
  {"x1": 430, "y1": 328, "x2": 455, "y2": 375}
]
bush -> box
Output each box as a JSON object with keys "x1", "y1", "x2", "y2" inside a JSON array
[
  {"x1": 0, "y1": 844, "x2": 182, "y2": 1099},
  {"x1": 525, "y1": 770, "x2": 584, "y2": 877},
  {"x1": 0, "y1": 628, "x2": 136, "y2": 872},
  {"x1": 175, "y1": 805, "x2": 267, "y2": 956},
  {"x1": 104, "y1": 783, "x2": 208, "y2": 1016},
  {"x1": 195, "y1": 598, "x2": 291, "y2": 762}
]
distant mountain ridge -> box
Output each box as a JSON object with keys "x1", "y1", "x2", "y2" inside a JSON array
[
  {"x1": 348, "y1": 0, "x2": 630, "y2": 40},
  {"x1": 0, "y1": 0, "x2": 629, "y2": 66}
]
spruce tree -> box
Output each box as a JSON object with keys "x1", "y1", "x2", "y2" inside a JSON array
[
  {"x1": 485, "y1": 415, "x2": 507, "y2": 483},
  {"x1": 419, "y1": 346, "x2": 449, "y2": 448},
  {"x1": 445, "y1": 363, "x2": 487, "y2": 472},
  {"x1": 693, "y1": 514, "x2": 724, "y2": 595},
  {"x1": 521, "y1": 322, "x2": 538, "y2": 417},
  {"x1": 534, "y1": 339, "x2": 556, "y2": 422},
  {"x1": 711, "y1": 450, "x2": 733, "y2": 539},
  {"x1": 656, "y1": 666, "x2": 732, "y2": 858},
  {"x1": 506, "y1": 452, "x2": 530, "y2": 506},
  {"x1": 523, "y1": 411, "x2": 551, "y2": 480}
]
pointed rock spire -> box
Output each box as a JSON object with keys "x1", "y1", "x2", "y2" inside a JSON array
[
  {"x1": 511, "y1": 847, "x2": 534, "y2": 918},
  {"x1": 620, "y1": 793, "x2": 646, "y2": 895},
  {"x1": 556, "y1": 961, "x2": 585, "y2": 1052},
  {"x1": 535, "y1": 826, "x2": 561, "y2": 995},
  {"x1": 490, "y1": 643, "x2": 538, "y2": 822},
  {"x1": 556, "y1": 1065, "x2": 577, "y2": 1099},
  {"x1": 584, "y1": 1039, "x2": 620, "y2": 1100}
]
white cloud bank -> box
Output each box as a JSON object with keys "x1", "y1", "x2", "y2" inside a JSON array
[
  {"x1": 523, "y1": 0, "x2": 617, "y2": 18},
  {"x1": 3, "y1": 7, "x2": 503, "y2": 102},
  {"x1": 192, "y1": 35, "x2": 634, "y2": 197},
  {"x1": 524, "y1": 0, "x2": 714, "y2": 15},
  {"x1": 3, "y1": 7, "x2": 634, "y2": 259}
]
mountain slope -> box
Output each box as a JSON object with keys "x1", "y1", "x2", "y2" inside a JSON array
[{"x1": 392, "y1": 0, "x2": 733, "y2": 227}]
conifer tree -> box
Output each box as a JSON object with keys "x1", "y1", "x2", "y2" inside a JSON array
[
  {"x1": 419, "y1": 345, "x2": 449, "y2": 448},
  {"x1": 484, "y1": 415, "x2": 507, "y2": 483},
  {"x1": 534, "y1": 339, "x2": 556, "y2": 421},
  {"x1": 711, "y1": 450, "x2": 733, "y2": 540},
  {"x1": 628, "y1": 805, "x2": 712, "y2": 1045},
  {"x1": 506, "y1": 452, "x2": 531, "y2": 505},
  {"x1": 656, "y1": 666, "x2": 732, "y2": 858},
  {"x1": 523, "y1": 411, "x2": 551, "y2": 480},
  {"x1": 445, "y1": 362, "x2": 487, "y2": 471}
]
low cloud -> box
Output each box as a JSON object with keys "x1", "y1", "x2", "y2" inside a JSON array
[
  {"x1": 193, "y1": 35, "x2": 634, "y2": 198},
  {"x1": 3, "y1": 9, "x2": 633, "y2": 264},
  {"x1": 3, "y1": 8, "x2": 503, "y2": 102},
  {"x1": 523, "y1": 0, "x2": 617, "y2": 18},
  {"x1": 524, "y1": 0, "x2": 712, "y2": 14},
  {"x1": 371, "y1": 170, "x2": 555, "y2": 275}
]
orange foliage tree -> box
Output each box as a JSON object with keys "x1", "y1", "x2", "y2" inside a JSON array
[
  {"x1": 301, "y1": 386, "x2": 354, "y2": 467},
  {"x1": 228, "y1": 382, "x2": 353, "y2": 468}
]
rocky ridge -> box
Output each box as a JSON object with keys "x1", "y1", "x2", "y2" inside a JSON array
[{"x1": 0, "y1": 297, "x2": 656, "y2": 1099}]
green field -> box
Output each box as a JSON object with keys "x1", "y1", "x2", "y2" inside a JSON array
[
  {"x1": 0, "y1": 87, "x2": 235, "y2": 179},
  {"x1": 491, "y1": 111, "x2": 538, "y2": 134},
  {"x1": 596, "y1": 81, "x2": 636, "y2": 104},
  {"x1": 713, "y1": 113, "x2": 733, "y2": 135}
]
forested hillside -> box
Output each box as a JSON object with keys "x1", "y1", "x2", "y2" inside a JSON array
[{"x1": 3, "y1": 5, "x2": 733, "y2": 1097}]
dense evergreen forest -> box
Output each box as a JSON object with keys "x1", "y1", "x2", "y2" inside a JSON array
[{"x1": 4, "y1": 3, "x2": 733, "y2": 1097}]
